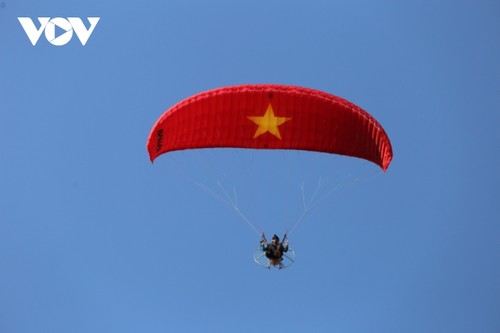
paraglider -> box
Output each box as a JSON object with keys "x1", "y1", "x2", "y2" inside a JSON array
[
  {"x1": 147, "y1": 84, "x2": 392, "y2": 171},
  {"x1": 256, "y1": 233, "x2": 293, "y2": 269},
  {"x1": 147, "y1": 84, "x2": 393, "y2": 269}
]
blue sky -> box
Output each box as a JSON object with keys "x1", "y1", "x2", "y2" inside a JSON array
[{"x1": 1, "y1": 1, "x2": 499, "y2": 332}]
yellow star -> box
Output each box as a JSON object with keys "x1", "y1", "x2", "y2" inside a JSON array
[{"x1": 247, "y1": 103, "x2": 292, "y2": 139}]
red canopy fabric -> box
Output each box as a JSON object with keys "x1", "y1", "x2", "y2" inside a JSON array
[{"x1": 147, "y1": 84, "x2": 393, "y2": 171}]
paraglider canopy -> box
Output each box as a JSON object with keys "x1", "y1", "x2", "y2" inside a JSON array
[{"x1": 147, "y1": 84, "x2": 393, "y2": 171}]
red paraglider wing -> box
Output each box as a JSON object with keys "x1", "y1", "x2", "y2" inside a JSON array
[{"x1": 147, "y1": 84, "x2": 393, "y2": 171}]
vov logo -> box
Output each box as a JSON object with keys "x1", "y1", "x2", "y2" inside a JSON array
[{"x1": 18, "y1": 17, "x2": 100, "y2": 46}]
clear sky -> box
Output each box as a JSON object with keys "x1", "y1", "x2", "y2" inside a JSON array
[{"x1": 1, "y1": 1, "x2": 500, "y2": 332}]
